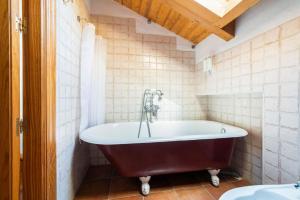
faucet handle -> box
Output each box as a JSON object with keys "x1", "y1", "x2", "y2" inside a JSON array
[
  {"x1": 152, "y1": 105, "x2": 159, "y2": 119},
  {"x1": 152, "y1": 109, "x2": 157, "y2": 118},
  {"x1": 295, "y1": 180, "x2": 300, "y2": 189}
]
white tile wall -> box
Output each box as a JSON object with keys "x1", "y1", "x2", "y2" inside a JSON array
[
  {"x1": 56, "y1": 0, "x2": 90, "y2": 199},
  {"x1": 196, "y1": 16, "x2": 300, "y2": 184},
  {"x1": 199, "y1": 93, "x2": 263, "y2": 184},
  {"x1": 89, "y1": 15, "x2": 206, "y2": 165}
]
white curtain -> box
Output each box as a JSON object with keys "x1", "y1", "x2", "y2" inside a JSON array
[
  {"x1": 89, "y1": 36, "x2": 106, "y2": 126},
  {"x1": 80, "y1": 24, "x2": 107, "y2": 133}
]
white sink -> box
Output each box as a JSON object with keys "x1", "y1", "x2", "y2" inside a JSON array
[{"x1": 220, "y1": 184, "x2": 300, "y2": 200}]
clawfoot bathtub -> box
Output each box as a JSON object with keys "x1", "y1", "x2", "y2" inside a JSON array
[{"x1": 80, "y1": 120, "x2": 247, "y2": 195}]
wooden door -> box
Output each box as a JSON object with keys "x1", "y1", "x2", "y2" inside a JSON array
[
  {"x1": 0, "y1": 0, "x2": 21, "y2": 199},
  {"x1": 22, "y1": 0, "x2": 56, "y2": 199},
  {"x1": 1, "y1": 0, "x2": 57, "y2": 199}
]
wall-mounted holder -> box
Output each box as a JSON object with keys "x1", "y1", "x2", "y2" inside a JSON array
[
  {"x1": 203, "y1": 56, "x2": 213, "y2": 74},
  {"x1": 77, "y1": 16, "x2": 88, "y2": 23}
]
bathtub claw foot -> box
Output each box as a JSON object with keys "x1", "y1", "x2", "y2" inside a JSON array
[
  {"x1": 208, "y1": 169, "x2": 220, "y2": 187},
  {"x1": 211, "y1": 175, "x2": 220, "y2": 186},
  {"x1": 139, "y1": 176, "x2": 151, "y2": 196}
]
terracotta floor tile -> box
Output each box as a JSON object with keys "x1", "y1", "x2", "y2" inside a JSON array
[
  {"x1": 109, "y1": 177, "x2": 141, "y2": 199},
  {"x1": 109, "y1": 196, "x2": 143, "y2": 200},
  {"x1": 168, "y1": 173, "x2": 205, "y2": 190},
  {"x1": 176, "y1": 187, "x2": 215, "y2": 200},
  {"x1": 75, "y1": 180, "x2": 110, "y2": 200},
  {"x1": 231, "y1": 179, "x2": 250, "y2": 187},
  {"x1": 144, "y1": 190, "x2": 178, "y2": 200},
  {"x1": 75, "y1": 166, "x2": 251, "y2": 200},
  {"x1": 204, "y1": 182, "x2": 236, "y2": 200},
  {"x1": 85, "y1": 165, "x2": 113, "y2": 182}
]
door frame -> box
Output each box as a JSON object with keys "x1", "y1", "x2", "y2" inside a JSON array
[
  {"x1": 0, "y1": 0, "x2": 57, "y2": 199},
  {"x1": 0, "y1": 0, "x2": 21, "y2": 199},
  {"x1": 22, "y1": 0, "x2": 57, "y2": 199}
]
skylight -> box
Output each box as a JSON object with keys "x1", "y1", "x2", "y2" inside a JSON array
[{"x1": 193, "y1": 0, "x2": 242, "y2": 17}]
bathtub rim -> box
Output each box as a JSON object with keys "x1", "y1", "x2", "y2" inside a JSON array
[{"x1": 79, "y1": 120, "x2": 248, "y2": 145}]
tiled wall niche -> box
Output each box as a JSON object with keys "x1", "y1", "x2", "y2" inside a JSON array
[
  {"x1": 56, "y1": 0, "x2": 90, "y2": 199},
  {"x1": 89, "y1": 14, "x2": 207, "y2": 165},
  {"x1": 196, "y1": 16, "x2": 300, "y2": 184}
]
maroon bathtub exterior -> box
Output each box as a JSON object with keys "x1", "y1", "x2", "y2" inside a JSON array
[{"x1": 98, "y1": 138, "x2": 236, "y2": 177}]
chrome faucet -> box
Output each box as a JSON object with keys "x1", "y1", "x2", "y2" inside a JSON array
[
  {"x1": 138, "y1": 89, "x2": 163, "y2": 138},
  {"x1": 295, "y1": 180, "x2": 300, "y2": 189}
]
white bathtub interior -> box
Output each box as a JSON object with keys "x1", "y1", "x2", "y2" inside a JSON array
[{"x1": 80, "y1": 120, "x2": 248, "y2": 145}]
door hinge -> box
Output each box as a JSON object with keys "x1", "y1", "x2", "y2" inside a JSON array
[
  {"x1": 16, "y1": 118, "x2": 25, "y2": 136},
  {"x1": 15, "y1": 16, "x2": 27, "y2": 33}
]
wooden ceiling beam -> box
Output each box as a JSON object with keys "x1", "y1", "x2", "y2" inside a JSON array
[
  {"x1": 156, "y1": 4, "x2": 171, "y2": 25},
  {"x1": 193, "y1": 21, "x2": 235, "y2": 44},
  {"x1": 193, "y1": 30, "x2": 210, "y2": 44},
  {"x1": 169, "y1": 0, "x2": 221, "y2": 23},
  {"x1": 147, "y1": 0, "x2": 161, "y2": 20},
  {"x1": 131, "y1": 0, "x2": 141, "y2": 12},
  {"x1": 165, "y1": 0, "x2": 234, "y2": 41},
  {"x1": 122, "y1": 0, "x2": 132, "y2": 8},
  {"x1": 192, "y1": 0, "x2": 260, "y2": 44},
  {"x1": 215, "y1": 0, "x2": 260, "y2": 28},
  {"x1": 164, "y1": 10, "x2": 180, "y2": 29},
  {"x1": 222, "y1": 20, "x2": 235, "y2": 36},
  {"x1": 139, "y1": 0, "x2": 151, "y2": 16},
  {"x1": 178, "y1": 21, "x2": 198, "y2": 38},
  {"x1": 171, "y1": 16, "x2": 187, "y2": 33},
  {"x1": 186, "y1": 26, "x2": 203, "y2": 41},
  {"x1": 162, "y1": 8, "x2": 172, "y2": 26},
  {"x1": 115, "y1": 0, "x2": 260, "y2": 44}
]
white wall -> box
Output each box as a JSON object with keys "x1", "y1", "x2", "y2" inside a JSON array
[
  {"x1": 195, "y1": 16, "x2": 300, "y2": 184},
  {"x1": 86, "y1": 0, "x2": 193, "y2": 51},
  {"x1": 84, "y1": 0, "x2": 91, "y2": 11},
  {"x1": 206, "y1": 94, "x2": 263, "y2": 184},
  {"x1": 196, "y1": 0, "x2": 300, "y2": 62},
  {"x1": 56, "y1": 0, "x2": 90, "y2": 199}
]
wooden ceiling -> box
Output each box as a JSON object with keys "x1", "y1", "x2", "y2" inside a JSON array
[{"x1": 114, "y1": 0, "x2": 260, "y2": 44}]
